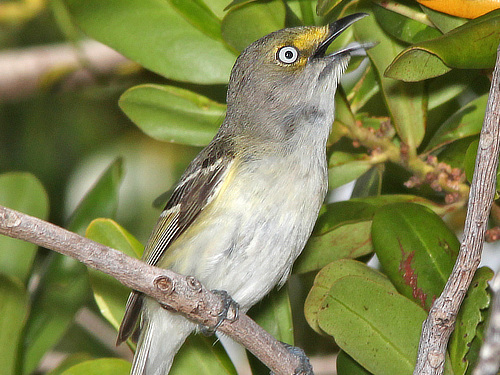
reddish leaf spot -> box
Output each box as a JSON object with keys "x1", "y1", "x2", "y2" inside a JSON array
[{"x1": 398, "y1": 238, "x2": 428, "y2": 309}]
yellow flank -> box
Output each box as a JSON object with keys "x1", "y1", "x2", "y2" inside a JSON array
[
  {"x1": 292, "y1": 26, "x2": 329, "y2": 50},
  {"x1": 417, "y1": 0, "x2": 500, "y2": 19}
]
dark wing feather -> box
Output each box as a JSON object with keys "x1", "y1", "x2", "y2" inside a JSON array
[{"x1": 117, "y1": 140, "x2": 235, "y2": 344}]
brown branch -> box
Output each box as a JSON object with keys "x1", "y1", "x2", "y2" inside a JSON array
[
  {"x1": 0, "y1": 40, "x2": 131, "y2": 101},
  {"x1": 0, "y1": 205, "x2": 308, "y2": 375},
  {"x1": 413, "y1": 44, "x2": 500, "y2": 375}
]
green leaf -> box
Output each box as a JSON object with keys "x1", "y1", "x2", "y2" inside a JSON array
[
  {"x1": 373, "y1": 3, "x2": 442, "y2": 44},
  {"x1": 60, "y1": 358, "x2": 131, "y2": 375},
  {"x1": 221, "y1": 0, "x2": 286, "y2": 52},
  {"x1": 316, "y1": 0, "x2": 343, "y2": 17},
  {"x1": 463, "y1": 140, "x2": 499, "y2": 191},
  {"x1": 464, "y1": 139, "x2": 479, "y2": 183},
  {"x1": 67, "y1": 157, "x2": 123, "y2": 235},
  {"x1": 86, "y1": 219, "x2": 144, "y2": 330},
  {"x1": 421, "y1": 6, "x2": 467, "y2": 33},
  {"x1": 119, "y1": 84, "x2": 226, "y2": 146},
  {"x1": 354, "y1": 5, "x2": 426, "y2": 151},
  {"x1": 0, "y1": 275, "x2": 29, "y2": 375},
  {"x1": 21, "y1": 255, "x2": 90, "y2": 375},
  {"x1": 251, "y1": 286, "x2": 294, "y2": 344},
  {"x1": 372, "y1": 203, "x2": 460, "y2": 310},
  {"x1": 63, "y1": 0, "x2": 236, "y2": 84},
  {"x1": 171, "y1": 336, "x2": 237, "y2": 375},
  {"x1": 296, "y1": 220, "x2": 373, "y2": 273},
  {"x1": 449, "y1": 267, "x2": 493, "y2": 375},
  {"x1": 427, "y1": 69, "x2": 478, "y2": 110},
  {"x1": 425, "y1": 94, "x2": 488, "y2": 153},
  {"x1": 328, "y1": 152, "x2": 374, "y2": 189},
  {"x1": 0, "y1": 172, "x2": 49, "y2": 282},
  {"x1": 47, "y1": 354, "x2": 93, "y2": 375},
  {"x1": 22, "y1": 161, "x2": 121, "y2": 374},
  {"x1": 295, "y1": 195, "x2": 444, "y2": 273},
  {"x1": 318, "y1": 276, "x2": 426, "y2": 375},
  {"x1": 201, "y1": 0, "x2": 233, "y2": 19},
  {"x1": 386, "y1": 10, "x2": 500, "y2": 81},
  {"x1": 385, "y1": 47, "x2": 451, "y2": 82},
  {"x1": 169, "y1": 0, "x2": 223, "y2": 41},
  {"x1": 223, "y1": 0, "x2": 258, "y2": 12},
  {"x1": 305, "y1": 259, "x2": 395, "y2": 334},
  {"x1": 351, "y1": 166, "x2": 383, "y2": 198},
  {"x1": 347, "y1": 64, "x2": 380, "y2": 114},
  {"x1": 337, "y1": 351, "x2": 373, "y2": 375}
]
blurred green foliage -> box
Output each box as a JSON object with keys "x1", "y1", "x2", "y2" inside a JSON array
[{"x1": 0, "y1": 0, "x2": 499, "y2": 374}]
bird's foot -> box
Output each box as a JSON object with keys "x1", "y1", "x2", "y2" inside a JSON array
[
  {"x1": 270, "y1": 342, "x2": 314, "y2": 375},
  {"x1": 200, "y1": 289, "x2": 239, "y2": 336}
]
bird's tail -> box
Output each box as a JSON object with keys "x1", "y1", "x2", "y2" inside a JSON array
[{"x1": 131, "y1": 299, "x2": 196, "y2": 375}]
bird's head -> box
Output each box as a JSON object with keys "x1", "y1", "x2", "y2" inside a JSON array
[{"x1": 223, "y1": 13, "x2": 374, "y2": 147}]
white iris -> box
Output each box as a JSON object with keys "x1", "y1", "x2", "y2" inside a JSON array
[{"x1": 277, "y1": 46, "x2": 299, "y2": 64}]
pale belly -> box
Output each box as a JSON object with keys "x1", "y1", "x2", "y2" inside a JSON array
[{"x1": 159, "y1": 154, "x2": 327, "y2": 310}]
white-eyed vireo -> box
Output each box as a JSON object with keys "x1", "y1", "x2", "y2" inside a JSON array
[{"x1": 118, "y1": 13, "x2": 373, "y2": 375}]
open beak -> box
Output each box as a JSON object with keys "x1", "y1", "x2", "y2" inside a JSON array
[{"x1": 312, "y1": 13, "x2": 375, "y2": 59}]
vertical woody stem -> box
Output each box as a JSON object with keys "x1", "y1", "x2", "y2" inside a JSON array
[{"x1": 413, "y1": 44, "x2": 500, "y2": 375}]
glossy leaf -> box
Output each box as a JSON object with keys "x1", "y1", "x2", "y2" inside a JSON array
[
  {"x1": 119, "y1": 84, "x2": 226, "y2": 146},
  {"x1": 169, "y1": 0, "x2": 223, "y2": 41},
  {"x1": 421, "y1": 5, "x2": 467, "y2": 32},
  {"x1": 347, "y1": 64, "x2": 380, "y2": 113},
  {"x1": 202, "y1": 0, "x2": 234, "y2": 18},
  {"x1": 372, "y1": 203, "x2": 459, "y2": 310},
  {"x1": 0, "y1": 172, "x2": 49, "y2": 282},
  {"x1": 305, "y1": 259, "x2": 395, "y2": 334},
  {"x1": 318, "y1": 276, "x2": 426, "y2": 375},
  {"x1": 47, "y1": 354, "x2": 93, "y2": 375},
  {"x1": 223, "y1": 0, "x2": 258, "y2": 12},
  {"x1": 250, "y1": 286, "x2": 294, "y2": 344},
  {"x1": 463, "y1": 140, "x2": 500, "y2": 191},
  {"x1": 86, "y1": 219, "x2": 144, "y2": 331},
  {"x1": 464, "y1": 139, "x2": 479, "y2": 184},
  {"x1": 328, "y1": 152, "x2": 374, "y2": 189},
  {"x1": 295, "y1": 195, "x2": 443, "y2": 273},
  {"x1": 171, "y1": 336, "x2": 237, "y2": 375},
  {"x1": 354, "y1": 5, "x2": 426, "y2": 151},
  {"x1": 60, "y1": 358, "x2": 131, "y2": 375},
  {"x1": 385, "y1": 47, "x2": 451, "y2": 82},
  {"x1": 373, "y1": 3, "x2": 442, "y2": 44},
  {"x1": 449, "y1": 267, "x2": 493, "y2": 375},
  {"x1": 386, "y1": 10, "x2": 500, "y2": 81},
  {"x1": 337, "y1": 351, "x2": 373, "y2": 375},
  {"x1": 351, "y1": 166, "x2": 383, "y2": 198},
  {"x1": 22, "y1": 159, "x2": 123, "y2": 374},
  {"x1": 316, "y1": 0, "x2": 343, "y2": 16},
  {"x1": 63, "y1": 0, "x2": 236, "y2": 84},
  {"x1": 0, "y1": 275, "x2": 29, "y2": 375},
  {"x1": 221, "y1": 0, "x2": 286, "y2": 52},
  {"x1": 425, "y1": 94, "x2": 488, "y2": 153},
  {"x1": 427, "y1": 69, "x2": 478, "y2": 110},
  {"x1": 67, "y1": 157, "x2": 123, "y2": 235},
  {"x1": 21, "y1": 255, "x2": 90, "y2": 375}
]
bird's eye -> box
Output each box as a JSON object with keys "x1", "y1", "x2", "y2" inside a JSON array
[{"x1": 277, "y1": 46, "x2": 299, "y2": 64}]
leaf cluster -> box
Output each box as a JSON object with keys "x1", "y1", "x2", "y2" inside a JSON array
[{"x1": 1, "y1": 0, "x2": 499, "y2": 374}]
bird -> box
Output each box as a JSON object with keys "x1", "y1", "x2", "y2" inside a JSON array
[{"x1": 117, "y1": 13, "x2": 373, "y2": 375}]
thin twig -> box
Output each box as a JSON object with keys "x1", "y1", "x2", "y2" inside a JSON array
[
  {"x1": 413, "y1": 44, "x2": 500, "y2": 375},
  {"x1": 0, "y1": 205, "x2": 308, "y2": 375}
]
